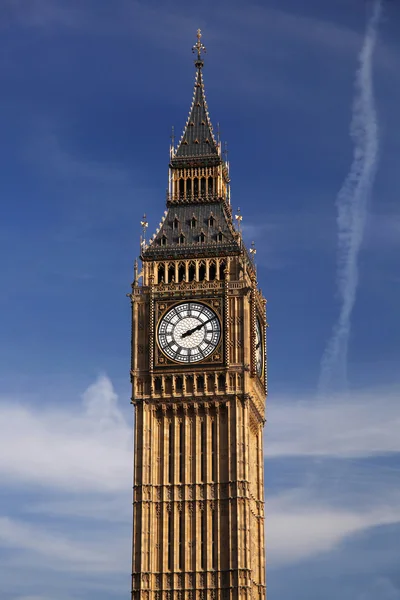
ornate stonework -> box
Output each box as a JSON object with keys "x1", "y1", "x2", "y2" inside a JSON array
[{"x1": 129, "y1": 31, "x2": 267, "y2": 600}]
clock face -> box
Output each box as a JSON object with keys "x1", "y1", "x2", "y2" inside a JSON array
[
  {"x1": 255, "y1": 318, "x2": 263, "y2": 377},
  {"x1": 157, "y1": 302, "x2": 221, "y2": 364}
]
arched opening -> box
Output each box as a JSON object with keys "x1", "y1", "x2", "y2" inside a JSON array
[
  {"x1": 190, "y1": 216, "x2": 197, "y2": 229},
  {"x1": 158, "y1": 264, "x2": 165, "y2": 283},
  {"x1": 186, "y1": 178, "x2": 192, "y2": 197},
  {"x1": 208, "y1": 177, "x2": 213, "y2": 195},
  {"x1": 208, "y1": 214, "x2": 215, "y2": 228},
  {"x1": 197, "y1": 375, "x2": 204, "y2": 392},
  {"x1": 179, "y1": 179, "x2": 184, "y2": 197},
  {"x1": 199, "y1": 232, "x2": 205, "y2": 243},
  {"x1": 218, "y1": 374, "x2": 225, "y2": 391},
  {"x1": 199, "y1": 262, "x2": 206, "y2": 281},
  {"x1": 178, "y1": 233, "x2": 185, "y2": 245},
  {"x1": 176, "y1": 376, "x2": 183, "y2": 392},
  {"x1": 209, "y1": 261, "x2": 216, "y2": 281},
  {"x1": 168, "y1": 263, "x2": 175, "y2": 283},
  {"x1": 217, "y1": 231, "x2": 223, "y2": 243},
  {"x1": 165, "y1": 377, "x2": 172, "y2": 395},
  {"x1": 219, "y1": 261, "x2": 226, "y2": 280},
  {"x1": 193, "y1": 178, "x2": 199, "y2": 196},
  {"x1": 155, "y1": 377, "x2": 162, "y2": 393},
  {"x1": 201, "y1": 177, "x2": 206, "y2": 195},
  {"x1": 173, "y1": 216, "x2": 179, "y2": 230},
  {"x1": 186, "y1": 375, "x2": 194, "y2": 394},
  {"x1": 188, "y1": 262, "x2": 196, "y2": 282},
  {"x1": 178, "y1": 263, "x2": 185, "y2": 282},
  {"x1": 160, "y1": 234, "x2": 167, "y2": 246}
]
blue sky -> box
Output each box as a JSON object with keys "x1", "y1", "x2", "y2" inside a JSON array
[{"x1": 0, "y1": 0, "x2": 399, "y2": 599}]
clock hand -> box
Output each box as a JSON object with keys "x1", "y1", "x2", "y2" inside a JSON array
[{"x1": 181, "y1": 318, "x2": 214, "y2": 339}]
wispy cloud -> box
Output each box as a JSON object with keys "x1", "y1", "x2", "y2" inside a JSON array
[
  {"x1": 0, "y1": 515, "x2": 129, "y2": 573},
  {"x1": 267, "y1": 487, "x2": 400, "y2": 567},
  {"x1": 319, "y1": 0, "x2": 383, "y2": 393},
  {"x1": 265, "y1": 386, "x2": 400, "y2": 459}
]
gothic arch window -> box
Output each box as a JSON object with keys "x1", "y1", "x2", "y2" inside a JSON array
[
  {"x1": 179, "y1": 179, "x2": 184, "y2": 197},
  {"x1": 188, "y1": 261, "x2": 196, "y2": 281},
  {"x1": 193, "y1": 178, "x2": 199, "y2": 196},
  {"x1": 217, "y1": 231, "x2": 223, "y2": 243},
  {"x1": 186, "y1": 178, "x2": 192, "y2": 197},
  {"x1": 173, "y1": 216, "x2": 180, "y2": 230},
  {"x1": 168, "y1": 263, "x2": 175, "y2": 283},
  {"x1": 155, "y1": 377, "x2": 162, "y2": 393},
  {"x1": 157, "y1": 263, "x2": 165, "y2": 283},
  {"x1": 176, "y1": 376, "x2": 183, "y2": 392},
  {"x1": 199, "y1": 231, "x2": 206, "y2": 243},
  {"x1": 219, "y1": 260, "x2": 226, "y2": 281},
  {"x1": 197, "y1": 375, "x2": 204, "y2": 392},
  {"x1": 209, "y1": 260, "x2": 217, "y2": 281},
  {"x1": 218, "y1": 373, "x2": 225, "y2": 391},
  {"x1": 201, "y1": 177, "x2": 206, "y2": 195},
  {"x1": 160, "y1": 234, "x2": 167, "y2": 246},
  {"x1": 178, "y1": 262, "x2": 185, "y2": 282},
  {"x1": 208, "y1": 176, "x2": 213, "y2": 194},
  {"x1": 199, "y1": 261, "x2": 206, "y2": 281},
  {"x1": 208, "y1": 213, "x2": 215, "y2": 228},
  {"x1": 190, "y1": 215, "x2": 197, "y2": 229},
  {"x1": 178, "y1": 233, "x2": 185, "y2": 245}
]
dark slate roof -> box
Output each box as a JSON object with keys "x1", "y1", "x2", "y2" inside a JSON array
[
  {"x1": 173, "y1": 66, "x2": 220, "y2": 162},
  {"x1": 142, "y1": 202, "x2": 241, "y2": 260}
]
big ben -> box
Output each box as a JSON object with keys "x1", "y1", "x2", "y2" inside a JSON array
[{"x1": 129, "y1": 30, "x2": 267, "y2": 600}]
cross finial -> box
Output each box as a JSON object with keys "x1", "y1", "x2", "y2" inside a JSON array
[{"x1": 192, "y1": 29, "x2": 206, "y2": 64}]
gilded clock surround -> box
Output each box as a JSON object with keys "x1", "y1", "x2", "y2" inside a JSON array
[{"x1": 128, "y1": 30, "x2": 267, "y2": 600}]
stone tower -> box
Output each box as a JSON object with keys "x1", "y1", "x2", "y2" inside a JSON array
[{"x1": 129, "y1": 30, "x2": 267, "y2": 600}]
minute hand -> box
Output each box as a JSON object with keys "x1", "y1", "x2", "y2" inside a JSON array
[{"x1": 181, "y1": 318, "x2": 214, "y2": 339}]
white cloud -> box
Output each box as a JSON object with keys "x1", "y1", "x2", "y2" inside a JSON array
[
  {"x1": 267, "y1": 488, "x2": 400, "y2": 567},
  {"x1": 265, "y1": 386, "x2": 400, "y2": 459},
  {"x1": 0, "y1": 516, "x2": 129, "y2": 574},
  {"x1": 0, "y1": 375, "x2": 399, "y2": 589},
  {"x1": 0, "y1": 375, "x2": 132, "y2": 492}
]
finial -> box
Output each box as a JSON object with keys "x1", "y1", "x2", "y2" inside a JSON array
[
  {"x1": 133, "y1": 258, "x2": 139, "y2": 287},
  {"x1": 170, "y1": 125, "x2": 175, "y2": 147},
  {"x1": 140, "y1": 214, "x2": 148, "y2": 249},
  {"x1": 235, "y1": 207, "x2": 243, "y2": 233},
  {"x1": 223, "y1": 141, "x2": 229, "y2": 162},
  {"x1": 192, "y1": 29, "x2": 206, "y2": 67},
  {"x1": 250, "y1": 241, "x2": 257, "y2": 260}
]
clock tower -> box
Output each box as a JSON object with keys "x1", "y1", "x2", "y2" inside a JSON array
[{"x1": 129, "y1": 31, "x2": 267, "y2": 600}]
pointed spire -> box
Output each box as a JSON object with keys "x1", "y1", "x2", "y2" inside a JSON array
[{"x1": 173, "y1": 30, "x2": 219, "y2": 162}]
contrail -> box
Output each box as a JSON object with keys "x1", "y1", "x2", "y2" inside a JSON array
[{"x1": 318, "y1": 0, "x2": 383, "y2": 395}]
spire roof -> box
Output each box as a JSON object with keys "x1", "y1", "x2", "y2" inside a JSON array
[{"x1": 173, "y1": 30, "x2": 219, "y2": 162}]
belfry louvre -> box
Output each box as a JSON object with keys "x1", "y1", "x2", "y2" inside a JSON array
[{"x1": 128, "y1": 30, "x2": 267, "y2": 600}]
